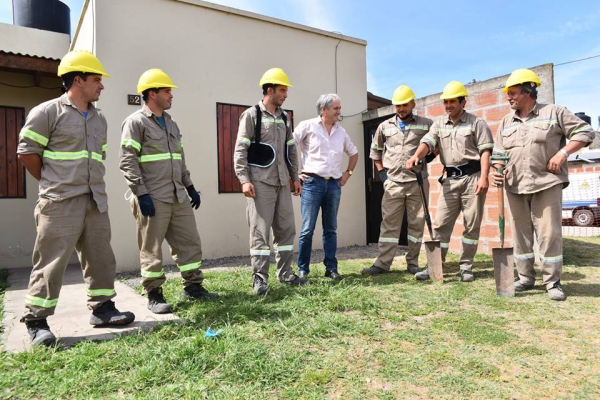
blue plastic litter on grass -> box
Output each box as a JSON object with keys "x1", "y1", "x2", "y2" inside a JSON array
[{"x1": 205, "y1": 328, "x2": 223, "y2": 338}]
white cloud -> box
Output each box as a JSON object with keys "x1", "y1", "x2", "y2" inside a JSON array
[{"x1": 558, "y1": 9, "x2": 600, "y2": 36}]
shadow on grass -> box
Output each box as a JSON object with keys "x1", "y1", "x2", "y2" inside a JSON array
[
  {"x1": 565, "y1": 282, "x2": 600, "y2": 298},
  {"x1": 564, "y1": 238, "x2": 600, "y2": 267}
]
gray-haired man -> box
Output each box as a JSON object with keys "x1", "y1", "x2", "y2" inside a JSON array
[{"x1": 293, "y1": 94, "x2": 359, "y2": 280}]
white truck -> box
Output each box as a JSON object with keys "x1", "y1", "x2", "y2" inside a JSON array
[{"x1": 562, "y1": 172, "x2": 600, "y2": 227}]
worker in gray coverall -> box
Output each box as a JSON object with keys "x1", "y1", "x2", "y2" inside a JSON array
[
  {"x1": 233, "y1": 67, "x2": 306, "y2": 295},
  {"x1": 491, "y1": 68, "x2": 595, "y2": 301}
]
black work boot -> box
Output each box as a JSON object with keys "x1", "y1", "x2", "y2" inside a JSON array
[
  {"x1": 147, "y1": 287, "x2": 173, "y2": 314},
  {"x1": 361, "y1": 265, "x2": 389, "y2": 276},
  {"x1": 182, "y1": 283, "x2": 219, "y2": 300},
  {"x1": 90, "y1": 300, "x2": 135, "y2": 326},
  {"x1": 282, "y1": 274, "x2": 308, "y2": 286},
  {"x1": 25, "y1": 319, "x2": 56, "y2": 347},
  {"x1": 253, "y1": 275, "x2": 269, "y2": 296}
]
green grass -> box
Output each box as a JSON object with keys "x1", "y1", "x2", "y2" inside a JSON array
[
  {"x1": 1, "y1": 237, "x2": 600, "y2": 399},
  {"x1": 0, "y1": 269, "x2": 8, "y2": 334}
]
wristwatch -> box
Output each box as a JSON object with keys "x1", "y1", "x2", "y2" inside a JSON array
[{"x1": 346, "y1": 170, "x2": 353, "y2": 176}]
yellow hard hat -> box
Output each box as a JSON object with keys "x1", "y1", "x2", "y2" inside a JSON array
[
  {"x1": 392, "y1": 85, "x2": 415, "y2": 105},
  {"x1": 58, "y1": 50, "x2": 110, "y2": 77},
  {"x1": 502, "y1": 69, "x2": 541, "y2": 92},
  {"x1": 137, "y1": 69, "x2": 179, "y2": 93},
  {"x1": 259, "y1": 67, "x2": 293, "y2": 88},
  {"x1": 440, "y1": 81, "x2": 468, "y2": 100}
]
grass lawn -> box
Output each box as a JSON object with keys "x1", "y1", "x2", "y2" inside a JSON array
[{"x1": 1, "y1": 237, "x2": 599, "y2": 399}]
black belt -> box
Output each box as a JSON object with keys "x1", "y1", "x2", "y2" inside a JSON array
[
  {"x1": 438, "y1": 161, "x2": 481, "y2": 184},
  {"x1": 303, "y1": 172, "x2": 335, "y2": 180}
]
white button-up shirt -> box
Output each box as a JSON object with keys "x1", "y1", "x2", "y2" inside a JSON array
[{"x1": 293, "y1": 117, "x2": 358, "y2": 179}]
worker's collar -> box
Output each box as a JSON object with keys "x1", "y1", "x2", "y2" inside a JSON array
[
  {"x1": 444, "y1": 110, "x2": 467, "y2": 125},
  {"x1": 394, "y1": 113, "x2": 417, "y2": 124},
  {"x1": 513, "y1": 102, "x2": 539, "y2": 121},
  {"x1": 258, "y1": 99, "x2": 282, "y2": 117},
  {"x1": 142, "y1": 104, "x2": 170, "y2": 119},
  {"x1": 60, "y1": 93, "x2": 98, "y2": 114}
]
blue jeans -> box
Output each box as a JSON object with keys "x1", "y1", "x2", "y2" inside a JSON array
[{"x1": 297, "y1": 176, "x2": 342, "y2": 273}]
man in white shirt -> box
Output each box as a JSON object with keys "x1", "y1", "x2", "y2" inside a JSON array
[{"x1": 293, "y1": 94, "x2": 359, "y2": 280}]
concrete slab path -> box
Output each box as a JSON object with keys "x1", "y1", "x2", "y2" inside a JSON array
[{"x1": 2, "y1": 264, "x2": 181, "y2": 353}]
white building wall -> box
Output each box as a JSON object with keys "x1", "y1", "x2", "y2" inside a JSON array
[
  {"x1": 0, "y1": 22, "x2": 69, "y2": 59},
  {"x1": 0, "y1": 71, "x2": 63, "y2": 268},
  {"x1": 72, "y1": 0, "x2": 368, "y2": 271}
]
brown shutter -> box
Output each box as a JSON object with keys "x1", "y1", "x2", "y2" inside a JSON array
[
  {"x1": 0, "y1": 106, "x2": 26, "y2": 198},
  {"x1": 216, "y1": 103, "x2": 293, "y2": 194}
]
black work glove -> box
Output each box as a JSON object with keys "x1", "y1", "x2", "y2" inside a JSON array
[
  {"x1": 425, "y1": 152, "x2": 437, "y2": 163},
  {"x1": 186, "y1": 185, "x2": 201, "y2": 209},
  {"x1": 379, "y1": 169, "x2": 388, "y2": 182},
  {"x1": 137, "y1": 194, "x2": 155, "y2": 217}
]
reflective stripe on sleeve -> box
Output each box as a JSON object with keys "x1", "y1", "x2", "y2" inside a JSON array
[
  {"x1": 102, "y1": 143, "x2": 108, "y2": 152},
  {"x1": 25, "y1": 295, "x2": 58, "y2": 308},
  {"x1": 121, "y1": 138, "x2": 141, "y2": 151},
  {"x1": 422, "y1": 135, "x2": 437, "y2": 148},
  {"x1": 286, "y1": 139, "x2": 295, "y2": 146},
  {"x1": 171, "y1": 153, "x2": 182, "y2": 160},
  {"x1": 477, "y1": 143, "x2": 494, "y2": 151},
  {"x1": 238, "y1": 137, "x2": 251, "y2": 146},
  {"x1": 21, "y1": 129, "x2": 49, "y2": 146},
  {"x1": 371, "y1": 143, "x2": 383, "y2": 151},
  {"x1": 179, "y1": 261, "x2": 202, "y2": 272},
  {"x1": 572, "y1": 126, "x2": 593, "y2": 134}
]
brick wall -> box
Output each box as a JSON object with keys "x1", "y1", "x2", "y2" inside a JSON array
[
  {"x1": 415, "y1": 63, "x2": 554, "y2": 254},
  {"x1": 363, "y1": 63, "x2": 556, "y2": 255},
  {"x1": 568, "y1": 162, "x2": 600, "y2": 174}
]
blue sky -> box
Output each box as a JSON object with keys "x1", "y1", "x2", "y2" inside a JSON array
[{"x1": 2, "y1": 0, "x2": 599, "y2": 127}]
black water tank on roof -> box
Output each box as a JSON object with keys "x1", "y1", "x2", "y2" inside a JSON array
[
  {"x1": 575, "y1": 112, "x2": 592, "y2": 125},
  {"x1": 13, "y1": 0, "x2": 70, "y2": 36}
]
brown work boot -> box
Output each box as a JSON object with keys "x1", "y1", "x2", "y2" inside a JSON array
[
  {"x1": 90, "y1": 300, "x2": 135, "y2": 326},
  {"x1": 361, "y1": 265, "x2": 389, "y2": 276}
]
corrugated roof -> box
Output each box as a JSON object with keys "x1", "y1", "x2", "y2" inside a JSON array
[{"x1": 0, "y1": 50, "x2": 61, "y2": 61}]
